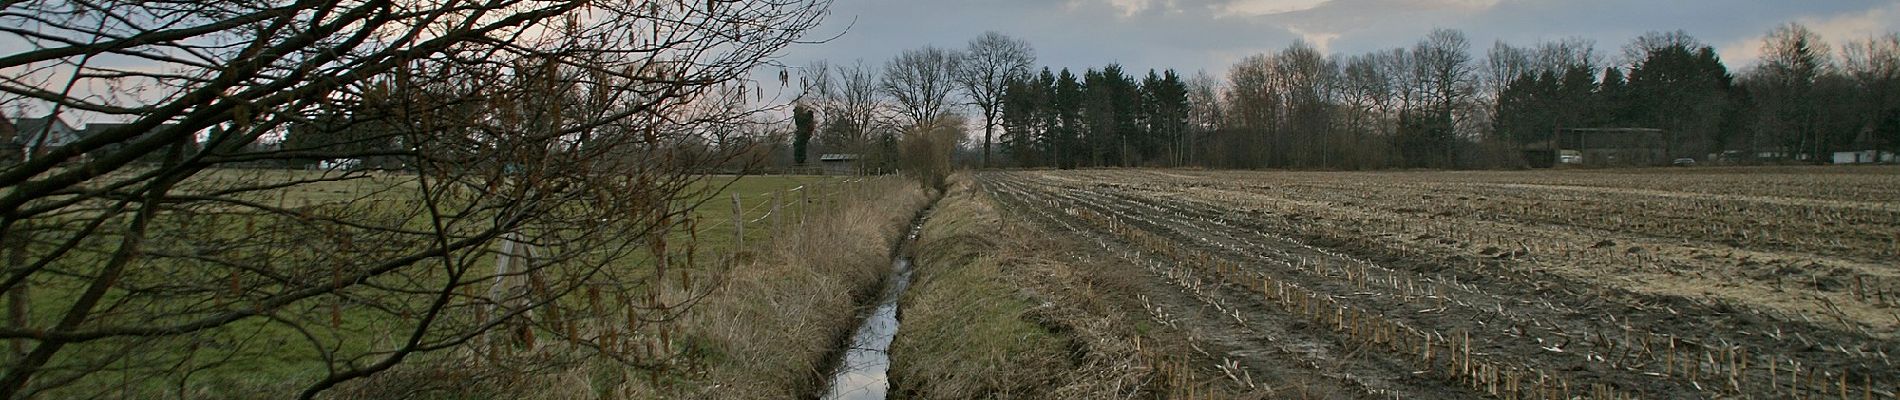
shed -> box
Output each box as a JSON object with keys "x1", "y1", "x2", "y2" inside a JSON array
[
  {"x1": 1520, "y1": 142, "x2": 1556, "y2": 168},
  {"x1": 818, "y1": 153, "x2": 861, "y2": 176}
]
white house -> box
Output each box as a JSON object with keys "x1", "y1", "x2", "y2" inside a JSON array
[
  {"x1": 11, "y1": 114, "x2": 80, "y2": 158},
  {"x1": 1832, "y1": 149, "x2": 1896, "y2": 164}
]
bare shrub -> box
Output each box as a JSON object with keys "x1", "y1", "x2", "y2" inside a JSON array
[{"x1": 0, "y1": 1, "x2": 831, "y2": 398}]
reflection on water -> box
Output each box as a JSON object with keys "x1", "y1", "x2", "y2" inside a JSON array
[{"x1": 820, "y1": 256, "x2": 916, "y2": 400}]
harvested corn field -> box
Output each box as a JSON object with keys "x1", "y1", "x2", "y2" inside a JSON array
[{"x1": 978, "y1": 167, "x2": 1900, "y2": 399}]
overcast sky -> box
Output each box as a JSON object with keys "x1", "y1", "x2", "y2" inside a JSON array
[{"x1": 770, "y1": 0, "x2": 1900, "y2": 79}]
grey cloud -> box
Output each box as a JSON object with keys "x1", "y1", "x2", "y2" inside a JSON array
[{"x1": 770, "y1": 0, "x2": 1898, "y2": 85}]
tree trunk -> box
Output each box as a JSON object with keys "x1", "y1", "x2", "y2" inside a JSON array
[{"x1": 983, "y1": 115, "x2": 994, "y2": 169}]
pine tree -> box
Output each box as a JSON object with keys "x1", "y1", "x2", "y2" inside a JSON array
[{"x1": 1052, "y1": 68, "x2": 1084, "y2": 169}]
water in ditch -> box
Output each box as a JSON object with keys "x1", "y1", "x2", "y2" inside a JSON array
[{"x1": 819, "y1": 222, "x2": 923, "y2": 400}]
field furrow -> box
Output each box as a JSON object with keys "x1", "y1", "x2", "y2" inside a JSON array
[{"x1": 980, "y1": 168, "x2": 1900, "y2": 399}]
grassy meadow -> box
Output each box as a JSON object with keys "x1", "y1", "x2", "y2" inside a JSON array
[{"x1": 10, "y1": 168, "x2": 900, "y2": 399}]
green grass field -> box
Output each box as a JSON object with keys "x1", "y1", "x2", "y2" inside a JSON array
[{"x1": 10, "y1": 170, "x2": 867, "y2": 398}]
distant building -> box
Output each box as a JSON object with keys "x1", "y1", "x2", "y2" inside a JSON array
[
  {"x1": 818, "y1": 153, "x2": 861, "y2": 176},
  {"x1": 6, "y1": 116, "x2": 202, "y2": 164},
  {"x1": 1833, "y1": 150, "x2": 1896, "y2": 164},
  {"x1": 80, "y1": 122, "x2": 194, "y2": 164},
  {"x1": 11, "y1": 114, "x2": 81, "y2": 159},
  {"x1": 0, "y1": 115, "x2": 19, "y2": 164},
  {"x1": 1832, "y1": 131, "x2": 1896, "y2": 164},
  {"x1": 1523, "y1": 128, "x2": 1671, "y2": 168}
]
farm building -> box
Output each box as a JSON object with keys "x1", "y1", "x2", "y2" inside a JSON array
[
  {"x1": 1520, "y1": 142, "x2": 1557, "y2": 168},
  {"x1": 1832, "y1": 149, "x2": 1896, "y2": 164},
  {"x1": 1832, "y1": 132, "x2": 1896, "y2": 164},
  {"x1": 819, "y1": 153, "x2": 861, "y2": 176},
  {"x1": 1551, "y1": 128, "x2": 1673, "y2": 166},
  {"x1": 1522, "y1": 128, "x2": 1672, "y2": 167}
]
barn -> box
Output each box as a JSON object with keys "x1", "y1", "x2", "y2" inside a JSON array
[{"x1": 819, "y1": 153, "x2": 862, "y2": 176}]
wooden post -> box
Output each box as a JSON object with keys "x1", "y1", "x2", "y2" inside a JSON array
[
  {"x1": 771, "y1": 191, "x2": 782, "y2": 243},
  {"x1": 489, "y1": 232, "x2": 524, "y2": 314},
  {"x1": 731, "y1": 192, "x2": 744, "y2": 252},
  {"x1": 485, "y1": 232, "x2": 530, "y2": 349}
]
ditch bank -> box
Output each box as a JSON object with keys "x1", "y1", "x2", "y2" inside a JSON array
[
  {"x1": 666, "y1": 178, "x2": 933, "y2": 399},
  {"x1": 817, "y1": 208, "x2": 930, "y2": 400},
  {"x1": 874, "y1": 176, "x2": 1202, "y2": 399}
]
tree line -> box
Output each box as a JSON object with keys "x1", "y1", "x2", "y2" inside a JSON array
[{"x1": 794, "y1": 23, "x2": 1900, "y2": 170}]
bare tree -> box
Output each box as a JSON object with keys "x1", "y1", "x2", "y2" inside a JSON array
[
  {"x1": 1340, "y1": 53, "x2": 1394, "y2": 167},
  {"x1": 1406, "y1": 28, "x2": 1476, "y2": 167},
  {"x1": 1533, "y1": 37, "x2": 1600, "y2": 73},
  {"x1": 1623, "y1": 30, "x2": 1705, "y2": 66},
  {"x1": 1842, "y1": 32, "x2": 1900, "y2": 154},
  {"x1": 1415, "y1": 29, "x2": 1478, "y2": 115},
  {"x1": 1842, "y1": 33, "x2": 1900, "y2": 86},
  {"x1": 810, "y1": 60, "x2": 888, "y2": 155},
  {"x1": 0, "y1": 0, "x2": 829, "y2": 398},
  {"x1": 1485, "y1": 42, "x2": 1534, "y2": 102},
  {"x1": 884, "y1": 46, "x2": 964, "y2": 129},
  {"x1": 1272, "y1": 41, "x2": 1338, "y2": 167},
  {"x1": 1224, "y1": 53, "x2": 1281, "y2": 167},
  {"x1": 955, "y1": 32, "x2": 1036, "y2": 168},
  {"x1": 1185, "y1": 71, "x2": 1222, "y2": 166},
  {"x1": 1754, "y1": 22, "x2": 1835, "y2": 160}
]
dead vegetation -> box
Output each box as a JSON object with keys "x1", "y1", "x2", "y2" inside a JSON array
[
  {"x1": 322, "y1": 177, "x2": 930, "y2": 399},
  {"x1": 889, "y1": 176, "x2": 1240, "y2": 399},
  {"x1": 980, "y1": 167, "x2": 1899, "y2": 399}
]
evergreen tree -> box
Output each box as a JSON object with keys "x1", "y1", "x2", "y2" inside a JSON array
[
  {"x1": 792, "y1": 102, "x2": 815, "y2": 165},
  {"x1": 1000, "y1": 71, "x2": 1049, "y2": 166},
  {"x1": 1595, "y1": 66, "x2": 1629, "y2": 127},
  {"x1": 1052, "y1": 68, "x2": 1084, "y2": 169},
  {"x1": 1628, "y1": 43, "x2": 1734, "y2": 157},
  {"x1": 1141, "y1": 69, "x2": 1191, "y2": 165}
]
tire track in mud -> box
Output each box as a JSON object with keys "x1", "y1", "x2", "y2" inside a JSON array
[
  {"x1": 984, "y1": 171, "x2": 1900, "y2": 399},
  {"x1": 984, "y1": 176, "x2": 1479, "y2": 399}
]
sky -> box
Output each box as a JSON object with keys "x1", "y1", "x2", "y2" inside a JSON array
[{"x1": 769, "y1": 0, "x2": 1900, "y2": 80}]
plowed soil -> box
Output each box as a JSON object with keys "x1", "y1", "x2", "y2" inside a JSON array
[{"x1": 979, "y1": 167, "x2": 1899, "y2": 399}]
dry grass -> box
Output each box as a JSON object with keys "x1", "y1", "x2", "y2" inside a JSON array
[
  {"x1": 668, "y1": 176, "x2": 931, "y2": 398},
  {"x1": 887, "y1": 175, "x2": 1204, "y2": 399},
  {"x1": 318, "y1": 177, "x2": 930, "y2": 399},
  {"x1": 887, "y1": 178, "x2": 1069, "y2": 398}
]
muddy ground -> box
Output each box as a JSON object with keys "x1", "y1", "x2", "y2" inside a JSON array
[{"x1": 978, "y1": 167, "x2": 1898, "y2": 399}]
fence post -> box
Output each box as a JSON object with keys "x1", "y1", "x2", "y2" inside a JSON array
[
  {"x1": 731, "y1": 192, "x2": 744, "y2": 254},
  {"x1": 485, "y1": 231, "x2": 531, "y2": 349},
  {"x1": 771, "y1": 191, "x2": 782, "y2": 243},
  {"x1": 800, "y1": 185, "x2": 809, "y2": 226}
]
